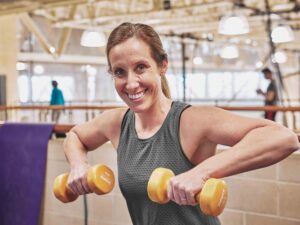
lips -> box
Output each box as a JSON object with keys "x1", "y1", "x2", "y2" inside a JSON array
[{"x1": 128, "y1": 91, "x2": 145, "y2": 100}]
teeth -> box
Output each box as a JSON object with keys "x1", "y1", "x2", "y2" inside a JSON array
[{"x1": 128, "y1": 92, "x2": 144, "y2": 100}]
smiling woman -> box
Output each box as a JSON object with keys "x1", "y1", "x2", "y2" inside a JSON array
[
  {"x1": 62, "y1": 22, "x2": 299, "y2": 225},
  {"x1": 108, "y1": 36, "x2": 170, "y2": 113}
]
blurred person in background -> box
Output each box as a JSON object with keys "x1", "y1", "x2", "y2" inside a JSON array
[
  {"x1": 256, "y1": 67, "x2": 278, "y2": 121},
  {"x1": 50, "y1": 80, "x2": 65, "y2": 123}
]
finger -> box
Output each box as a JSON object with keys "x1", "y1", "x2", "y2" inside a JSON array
[
  {"x1": 179, "y1": 191, "x2": 188, "y2": 205},
  {"x1": 167, "y1": 183, "x2": 174, "y2": 202},
  {"x1": 186, "y1": 191, "x2": 197, "y2": 206},
  {"x1": 169, "y1": 179, "x2": 180, "y2": 203},
  {"x1": 172, "y1": 184, "x2": 182, "y2": 204},
  {"x1": 82, "y1": 176, "x2": 92, "y2": 193},
  {"x1": 69, "y1": 181, "x2": 80, "y2": 195},
  {"x1": 76, "y1": 177, "x2": 89, "y2": 195}
]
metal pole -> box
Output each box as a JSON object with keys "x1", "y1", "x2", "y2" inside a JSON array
[
  {"x1": 181, "y1": 35, "x2": 187, "y2": 102},
  {"x1": 264, "y1": 0, "x2": 284, "y2": 103}
]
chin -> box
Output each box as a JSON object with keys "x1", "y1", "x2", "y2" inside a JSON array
[{"x1": 127, "y1": 100, "x2": 150, "y2": 113}]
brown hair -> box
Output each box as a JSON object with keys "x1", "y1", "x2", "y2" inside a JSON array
[{"x1": 106, "y1": 22, "x2": 171, "y2": 99}]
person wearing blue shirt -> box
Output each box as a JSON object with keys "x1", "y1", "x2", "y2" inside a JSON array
[{"x1": 50, "y1": 80, "x2": 65, "y2": 123}]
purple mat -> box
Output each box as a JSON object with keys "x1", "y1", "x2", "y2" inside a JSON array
[{"x1": 0, "y1": 123, "x2": 54, "y2": 225}]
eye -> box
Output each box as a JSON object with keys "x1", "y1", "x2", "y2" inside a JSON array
[
  {"x1": 113, "y1": 68, "x2": 125, "y2": 77},
  {"x1": 136, "y1": 64, "x2": 146, "y2": 73}
]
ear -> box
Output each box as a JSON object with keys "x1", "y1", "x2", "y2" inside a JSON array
[{"x1": 160, "y1": 59, "x2": 168, "y2": 76}]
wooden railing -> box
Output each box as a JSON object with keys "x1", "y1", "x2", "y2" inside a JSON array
[
  {"x1": 52, "y1": 124, "x2": 300, "y2": 143},
  {"x1": 0, "y1": 104, "x2": 299, "y2": 141},
  {"x1": 0, "y1": 105, "x2": 299, "y2": 111},
  {"x1": 0, "y1": 104, "x2": 299, "y2": 132}
]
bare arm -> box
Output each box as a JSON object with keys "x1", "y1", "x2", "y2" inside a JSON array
[
  {"x1": 168, "y1": 106, "x2": 299, "y2": 205},
  {"x1": 63, "y1": 108, "x2": 127, "y2": 195},
  {"x1": 256, "y1": 89, "x2": 275, "y2": 102},
  {"x1": 195, "y1": 107, "x2": 298, "y2": 177}
]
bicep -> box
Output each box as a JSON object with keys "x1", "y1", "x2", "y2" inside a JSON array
[
  {"x1": 72, "y1": 108, "x2": 125, "y2": 150},
  {"x1": 203, "y1": 107, "x2": 273, "y2": 146}
]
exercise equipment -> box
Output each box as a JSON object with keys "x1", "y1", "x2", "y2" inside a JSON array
[
  {"x1": 53, "y1": 164, "x2": 115, "y2": 203},
  {"x1": 147, "y1": 167, "x2": 227, "y2": 216}
]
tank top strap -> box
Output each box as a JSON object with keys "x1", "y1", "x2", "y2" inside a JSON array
[{"x1": 163, "y1": 101, "x2": 191, "y2": 141}]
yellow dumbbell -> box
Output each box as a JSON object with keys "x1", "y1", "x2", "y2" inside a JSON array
[
  {"x1": 53, "y1": 164, "x2": 115, "y2": 203},
  {"x1": 147, "y1": 168, "x2": 227, "y2": 216}
]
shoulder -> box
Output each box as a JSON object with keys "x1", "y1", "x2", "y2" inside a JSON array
[
  {"x1": 180, "y1": 105, "x2": 235, "y2": 133},
  {"x1": 98, "y1": 107, "x2": 128, "y2": 128},
  {"x1": 71, "y1": 107, "x2": 129, "y2": 149},
  {"x1": 180, "y1": 106, "x2": 217, "y2": 133},
  {"x1": 181, "y1": 105, "x2": 223, "y2": 121}
]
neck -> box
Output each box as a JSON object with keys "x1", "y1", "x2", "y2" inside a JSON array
[{"x1": 135, "y1": 96, "x2": 172, "y2": 134}]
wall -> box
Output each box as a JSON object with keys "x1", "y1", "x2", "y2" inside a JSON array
[{"x1": 42, "y1": 139, "x2": 300, "y2": 225}]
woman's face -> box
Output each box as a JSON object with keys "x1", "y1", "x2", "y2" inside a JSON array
[{"x1": 109, "y1": 37, "x2": 166, "y2": 112}]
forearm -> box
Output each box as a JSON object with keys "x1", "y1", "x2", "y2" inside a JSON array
[
  {"x1": 64, "y1": 130, "x2": 89, "y2": 168},
  {"x1": 194, "y1": 125, "x2": 299, "y2": 179}
]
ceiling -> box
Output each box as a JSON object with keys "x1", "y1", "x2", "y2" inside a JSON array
[{"x1": 1, "y1": 0, "x2": 300, "y2": 71}]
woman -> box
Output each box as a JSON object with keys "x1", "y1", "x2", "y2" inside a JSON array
[{"x1": 64, "y1": 23, "x2": 299, "y2": 225}]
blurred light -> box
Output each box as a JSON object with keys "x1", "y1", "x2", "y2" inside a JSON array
[
  {"x1": 86, "y1": 65, "x2": 97, "y2": 76},
  {"x1": 218, "y1": 15, "x2": 249, "y2": 35},
  {"x1": 80, "y1": 30, "x2": 106, "y2": 47},
  {"x1": 255, "y1": 61, "x2": 263, "y2": 68},
  {"x1": 245, "y1": 38, "x2": 252, "y2": 45},
  {"x1": 271, "y1": 24, "x2": 294, "y2": 43},
  {"x1": 272, "y1": 51, "x2": 287, "y2": 63},
  {"x1": 193, "y1": 57, "x2": 203, "y2": 65},
  {"x1": 81, "y1": 65, "x2": 97, "y2": 76},
  {"x1": 220, "y1": 45, "x2": 239, "y2": 59},
  {"x1": 34, "y1": 65, "x2": 44, "y2": 74},
  {"x1": 16, "y1": 62, "x2": 27, "y2": 71},
  {"x1": 49, "y1": 46, "x2": 56, "y2": 53}
]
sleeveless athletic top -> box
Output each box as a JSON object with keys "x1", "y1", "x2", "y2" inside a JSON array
[{"x1": 117, "y1": 101, "x2": 221, "y2": 225}]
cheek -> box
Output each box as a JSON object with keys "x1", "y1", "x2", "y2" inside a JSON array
[{"x1": 114, "y1": 78, "x2": 123, "y2": 88}]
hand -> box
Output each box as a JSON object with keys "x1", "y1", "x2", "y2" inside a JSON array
[
  {"x1": 67, "y1": 163, "x2": 93, "y2": 195},
  {"x1": 256, "y1": 89, "x2": 263, "y2": 95},
  {"x1": 167, "y1": 169, "x2": 208, "y2": 206}
]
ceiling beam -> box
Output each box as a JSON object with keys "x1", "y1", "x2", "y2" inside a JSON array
[
  {"x1": 19, "y1": 13, "x2": 56, "y2": 56},
  {"x1": 56, "y1": 5, "x2": 77, "y2": 57}
]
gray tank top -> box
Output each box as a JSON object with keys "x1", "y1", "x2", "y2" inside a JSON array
[{"x1": 117, "y1": 101, "x2": 221, "y2": 225}]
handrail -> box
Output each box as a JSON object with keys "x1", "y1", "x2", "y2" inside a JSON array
[
  {"x1": 53, "y1": 124, "x2": 300, "y2": 142},
  {"x1": 0, "y1": 105, "x2": 125, "y2": 110},
  {"x1": 0, "y1": 105, "x2": 300, "y2": 111},
  {"x1": 53, "y1": 124, "x2": 74, "y2": 134},
  {"x1": 53, "y1": 123, "x2": 300, "y2": 143},
  {"x1": 1, "y1": 105, "x2": 299, "y2": 134}
]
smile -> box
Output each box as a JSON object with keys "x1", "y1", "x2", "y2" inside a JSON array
[{"x1": 128, "y1": 91, "x2": 145, "y2": 100}]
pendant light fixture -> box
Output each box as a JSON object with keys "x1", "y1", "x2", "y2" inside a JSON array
[
  {"x1": 271, "y1": 24, "x2": 294, "y2": 43},
  {"x1": 80, "y1": 29, "x2": 106, "y2": 47},
  {"x1": 218, "y1": 15, "x2": 250, "y2": 35},
  {"x1": 80, "y1": 2, "x2": 106, "y2": 48}
]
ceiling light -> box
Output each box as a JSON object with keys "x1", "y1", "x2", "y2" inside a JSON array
[
  {"x1": 34, "y1": 65, "x2": 44, "y2": 74},
  {"x1": 218, "y1": 15, "x2": 249, "y2": 35},
  {"x1": 80, "y1": 30, "x2": 106, "y2": 47},
  {"x1": 49, "y1": 46, "x2": 56, "y2": 53},
  {"x1": 193, "y1": 57, "x2": 203, "y2": 65},
  {"x1": 16, "y1": 62, "x2": 27, "y2": 71},
  {"x1": 255, "y1": 61, "x2": 263, "y2": 68},
  {"x1": 220, "y1": 45, "x2": 239, "y2": 59},
  {"x1": 272, "y1": 51, "x2": 287, "y2": 64},
  {"x1": 271, "y1": 24, "x2": 294, "y2": 43}
]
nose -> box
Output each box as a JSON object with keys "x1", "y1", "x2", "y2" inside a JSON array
[{"x1": 126, "y1": 71, "x2": 139, "y2": 91}]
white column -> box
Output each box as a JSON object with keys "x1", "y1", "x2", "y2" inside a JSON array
[{"x1": 0, "y1": 15, "x2": 18, "y2": 105}]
